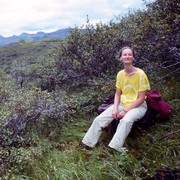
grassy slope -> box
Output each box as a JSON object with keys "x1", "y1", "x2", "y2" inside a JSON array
[
  {"x1": 25, "y1": 117, "x2": 138, "y2": 180},
  {"x1": 21, "y1": 111, "x2": 179, "y2": 180},
  {"x1": 0, "y1": 39, "x2": 60, "y2": 71}
]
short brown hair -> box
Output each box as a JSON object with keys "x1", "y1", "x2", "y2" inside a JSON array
[{"x1": 118, "y1": 46, "x2": 135, "y2": 58}]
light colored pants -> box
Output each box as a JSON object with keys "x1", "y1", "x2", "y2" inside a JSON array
[{"x1": 82, "y1": 102, "x2": 147, "y2": 151}]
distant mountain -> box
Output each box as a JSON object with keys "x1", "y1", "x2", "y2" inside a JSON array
[{"x1": 0, "y1": 28, "x2": 71, "y2": 46}]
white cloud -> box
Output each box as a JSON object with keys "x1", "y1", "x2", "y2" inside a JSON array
[{"x1": 0, "y1": 0, "x2": 149, "y2": 37}]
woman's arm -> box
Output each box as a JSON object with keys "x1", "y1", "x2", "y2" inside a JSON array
[
  {"x1": 124, "y1": 91, "x2": 146, "y2": 112},
  {"x1": 117, "y1": 91, "x2": 146, "y2": 119},
  {"x1": 112, "y1": 88, "x2": 121, "y2": 119}
]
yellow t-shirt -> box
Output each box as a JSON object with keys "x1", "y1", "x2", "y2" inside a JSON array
[{"x1": 116, "y1": 68, "x2": 150, "y2": 107}]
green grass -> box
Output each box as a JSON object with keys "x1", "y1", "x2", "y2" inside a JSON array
[
  {"x1": 15, "y1": 117, "x2": 139, "y2": 180},
  {"x1": 8, "y1": 113, "x2": 177, "y2": 180}
]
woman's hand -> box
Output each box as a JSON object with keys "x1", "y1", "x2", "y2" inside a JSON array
[
  {"x1": 113, "y1": 109, "x2": 126, "y2": 120},
  {"x1": 117, "y1": 110, "x2": 126, "y2": 119},
  {"x1": 112, "y1": 109, "x2": 119, "y2": 120}
]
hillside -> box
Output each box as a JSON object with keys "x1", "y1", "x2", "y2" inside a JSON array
[
  {"x1": 0, "y1": 28, "x2": 70, "y2": 46},
  {"x1": 0, "y1": 39, "x2": 60, "y2": 67}
]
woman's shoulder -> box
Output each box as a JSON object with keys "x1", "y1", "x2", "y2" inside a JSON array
[
  {"x1": 136, "y1": 68, "x2": 147, "y2": 75},
  {"x1": 117, "y1": 69, "x2": 124, "y2": 74},
  {"x1": 117, "y1": 69, "x2": 124, "y2": 77}
]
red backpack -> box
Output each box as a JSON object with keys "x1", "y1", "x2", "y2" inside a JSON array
[{"x1": 146, "y1": 90, "x2": 173, "y2": 119}]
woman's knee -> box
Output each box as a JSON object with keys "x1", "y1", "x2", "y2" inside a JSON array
[
  {"x1": 125, "y1": 108, "x2": 146, "y2": 122},
  {"x1": 121, "y1": 118, "x2": 133, "y2": 127},
  {"x1": 94, "y1": 116, "x2": 101, "y2": 123},
  {"x1": 93, "y1": 115, "x2": 106, "y2": 127},
  {"x1": 94, "y1": 114, "x2": 113, "y2": 128}
]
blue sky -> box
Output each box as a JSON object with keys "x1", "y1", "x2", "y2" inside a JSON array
[{"x1": 0, "y1": 0, "x2": 154, "y2": 37}]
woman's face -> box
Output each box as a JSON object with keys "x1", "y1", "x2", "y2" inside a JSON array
[{"x1": 120, "y1": 48, "x2": 134, "y2": 64}]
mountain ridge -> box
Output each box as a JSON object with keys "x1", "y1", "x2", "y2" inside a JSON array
[{"x1": 0, "y1": 28, "x2": 71, "y2": 46}]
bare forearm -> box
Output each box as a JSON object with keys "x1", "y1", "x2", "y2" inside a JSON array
[
  {"x1": 124, "y1": 91, "x2": 146, "y2": 112},
  {"x1": 113, "y1": 93, "x2": 120, "y2": 110},
  {"x1": 124, "y1": 98, "x2": 144, "y2": 112},
  {"x1": 113, "y1": 88, "x2": 121, "y2": 110}
]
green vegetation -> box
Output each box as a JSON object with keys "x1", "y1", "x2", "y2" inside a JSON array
[{"x1": 0, "y1": 0, "x2": 179, "y2": 179}]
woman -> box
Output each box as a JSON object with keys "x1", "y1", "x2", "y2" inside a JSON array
[{"x1": 81, "y1": 46, "x2": 150, "y2": 152}]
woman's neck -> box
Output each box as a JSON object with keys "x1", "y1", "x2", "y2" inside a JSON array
[{"x1": 124, "y1": 65, "x2": 137, "y2": 76}]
